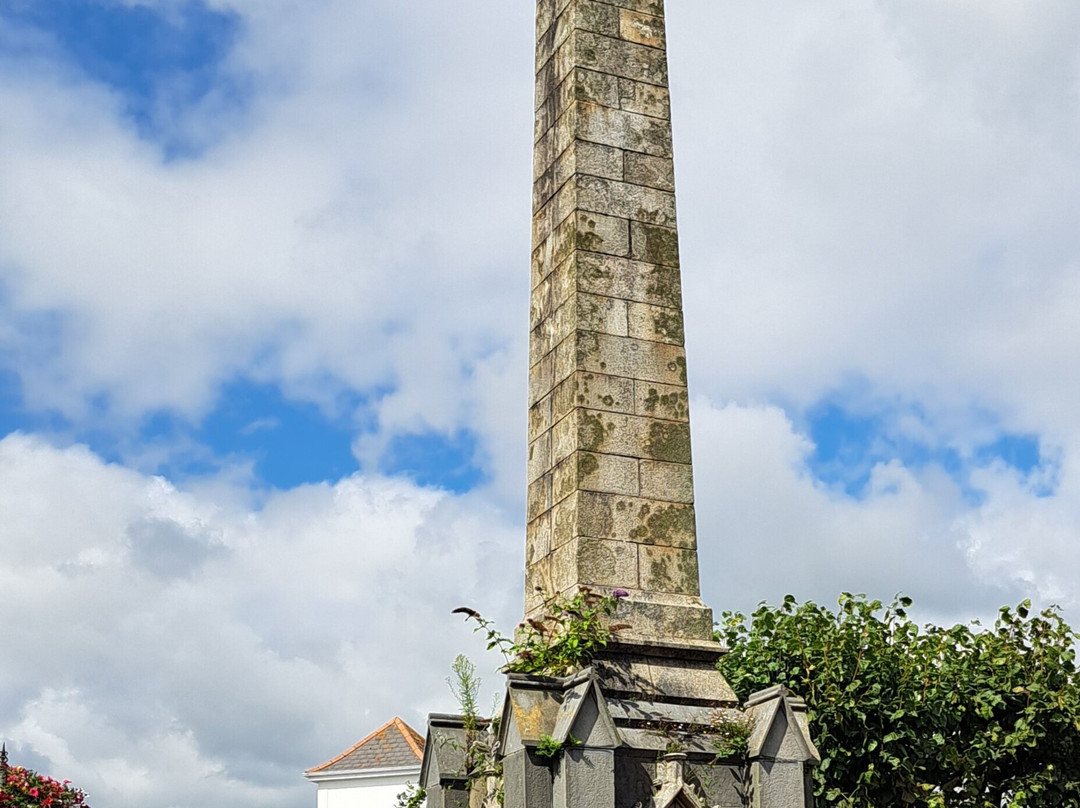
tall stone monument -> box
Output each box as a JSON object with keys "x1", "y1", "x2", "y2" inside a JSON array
[{"x1": 421, "y1": 2, "x2": 819, "y2": 806}]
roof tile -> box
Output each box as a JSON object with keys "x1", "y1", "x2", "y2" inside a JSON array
[{"x1": 307, "y1": 717, "x2": 425, "y2": 774}]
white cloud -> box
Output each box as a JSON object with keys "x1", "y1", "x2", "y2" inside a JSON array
[
  {"x1": 2, "y1": 1, "x2": 1080, "y2": 805},
  {"x1": 0, "y1": 433, "x2": 520, "y2": 807},
  {"x1": 690, "y1": 400, "x2": 1030, "y2": 625},
  {"x1": 673, "y1": 1, "x2": 1080, "y2": 434},
  {"x1": 0, "y1": 0, "x2": 534, "y2": 472}
]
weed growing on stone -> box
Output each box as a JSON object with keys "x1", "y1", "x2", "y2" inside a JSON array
[
  {"x1": 454, "y1": 587, "x2": 630, "y2": 677},
  {"x1": 709, "y1": 709, "x2": 753, "y2": 759},
  {"x1": 535, "y1": 735, "x2": 562, "y2": 759}
]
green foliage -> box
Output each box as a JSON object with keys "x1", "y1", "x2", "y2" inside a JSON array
[
  {"x1": 447, "y1": 654, "x2": 482, "y2": 733},
  {"x1": 454, "y1": 587, "x2": 628, "y2": 677},
  {"x1": 444, "y1": 654, "x2": 496, "y2": 779},
  {"x1": 394, "y1": 782, "x2": 426, "y2": 808},
  {"x1": 535, "y1": 734, "x2": 562, "y2": 759},
  {"x1": 717, "y1": 594, "x2": 1080, "y2": 807},
  {"x1": 709, "y1": 710, "x2": 753, "y2": 760}
]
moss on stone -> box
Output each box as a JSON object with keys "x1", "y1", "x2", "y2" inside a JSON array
[
  {"x1": 637, "y1": 224, "x2": 680, "y2": 266},
  {"x1": 648, "y1": 552, "x2": 674, "y2": 590},
  {"x1": 575, "y1": 331, "x2": 601, "y2": 367},
  {"x1": 645, "y1": 266, "x2": 681, "y2": 309},
  {"x1": 630, "y1": 503, "x2": 694, "y2": 545},
  {"x1": 579, "y1": 412, "x2": 608, "y2": 451},
  {"x1": 642, "y1": 387, "x2": 660, "y2": 413},
  {"x1": 645, "y1": 421, "x2": 691, "y2": 463},
  {"x1": 651, "y1": 310, "x2": 684, "y2": 343},
  {"x1": 578, "y1": 451, "x2": 600, "y2": 479}
]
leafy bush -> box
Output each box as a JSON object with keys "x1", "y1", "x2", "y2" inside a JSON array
[
  {"x1": 717, "y1": 594, "x2": 1080, "y2": 807},
  {"x1": 394, "y1": 782, "x2": 425, "y2": 808}
]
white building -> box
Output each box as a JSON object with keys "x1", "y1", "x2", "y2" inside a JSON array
[{"x1": 305, "y1": 717, "x2": 425, "y2": 808}]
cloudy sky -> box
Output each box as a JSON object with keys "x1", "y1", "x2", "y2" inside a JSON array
[{"x1": 1, "y1": 0, "x2": 1078, "y2": 805}]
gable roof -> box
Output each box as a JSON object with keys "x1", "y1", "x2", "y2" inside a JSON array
[{"x1": 307, "y1": 717, "x2": 425, "y2": 774}]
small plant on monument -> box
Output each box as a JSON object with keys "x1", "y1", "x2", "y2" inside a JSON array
[
  {"x1": 534, "y1": 734, "x2": 563, "y2": 760},
  {"x1": 394, "y1": 782, "x2": 426, "y2": 808},
  {"x1": 446, "y1": 654, "x2": 497, "y2": 777},
  {"x1": 453, "y1": 586, "x2": 630, "y2": 677},
  {"x1": 708, "y1": 709, "x2": 753, "y2": 760}
]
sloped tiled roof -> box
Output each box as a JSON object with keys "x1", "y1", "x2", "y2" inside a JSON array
[{"x1": 307, "y1": 717, "x2": 425, "y2": 774}]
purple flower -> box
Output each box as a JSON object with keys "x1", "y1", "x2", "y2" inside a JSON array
[{"x1": 612, "y1": 589, "x2": 630, "y2": 599}]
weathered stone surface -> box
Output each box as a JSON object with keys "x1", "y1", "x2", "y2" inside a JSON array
[
  {"x1": 626, "y1": 300, "x2": 684, "y2": 345},
  {"x1": 574, "y1": 293, "x2": 630, "y2": 337},
  {"x1": 528, "y1": 430, "x2": 552, "y2": 482},
  {"x1": 552, "y1": 371, "x2": 636, "y2": 421},
  {"x1": 642, "y1": 415, "x2": 692, "y2": 462},
  {"x1": 650, "y1": 661, "x2": 735, "y2": 704},
  {"x1": 536, "y1": 212, "x2": 632, "y2": 289},
  {"x1": 550, "y1": 409, "x2": 691, "y2": 465},
  {"x1": 576, "y1": 174, "x2": 677, "y2": 223},
  {"x1": 529, "y1": 352, "x2": 553, "y2": 399},
  {"x1": 561, "y1": 331, "x2": 687, "y2": 388},
  {"x1": 551, "y1": 536, "x2": 639, "y2": 590},
  {"x1": 635, "y1": 379, "x2": 689, "y2": 421},
  {"x1": 528, "y1": 395, "x2": 552, "y2": 442},
  {"x1": 639, "y1": 459, "x2": 694, "y2": 503},
  {"x1": 549, "y1": 490, "x2": 696, "y2": 550},
  {"x1": 527, "y1": 511, "x2": 552, "y2": 565},
  {"x1": 614, "y1": 598, "x2": 715, "y2": 642},
  {"x1": 527, "y1": 472, "x2": 552, "y2": 521},
  {"x1": 623, "y1": 151, "x2": 674, "y2": 191},
  {"x1": 555, "y1": 30, "x2": 669, "y2": 88},
  {"x1": 533, "y1": 209, "x2": 631, "y2": 288},
  {"x1": 533, "y1": 291, "x2": 646, "y2": 366},
  {"x1": 557, "y1": 102, "x2": 673, "y2": 157},
  {"x1": 619, "y1": 9, "x2": 665, "y2": 49},
  {"x1": 618, "y1": 77, "x2": 671, "y2": 119},
  {"x1": 525, "y1": 557, "x2": 552, "y2": 613},
  {"x1": 557, "y1": 68, "x2": 620, "y2": 116},
  {"x1": 556, "y1": 748, "x2": 615, "y2": 808},
  {"x1": 552, "y1": 450, "x2": 639, "y2": 502},
  {"x1": 574, "y1": 252, "x2": 682, "y2": 308},
  {"x1": 639, "y1": 544, "x2": 700, "y2": 595},
  {"x1": 629, "y1": 220, "x2": 679, "y2": 266},
  {"x1": 527, "y1": 0, "x2": 716, "y2": 649}
]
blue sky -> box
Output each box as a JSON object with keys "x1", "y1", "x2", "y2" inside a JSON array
[
  {"x1": 0, "y1": 0, "x2": 1051, "y2": 498},
  {"x1": 0, "y1": 0, "x2": 244, "y2": 156},
  {"x1": 1, "y1": 2, "x2": 1079, "y2": 807}
]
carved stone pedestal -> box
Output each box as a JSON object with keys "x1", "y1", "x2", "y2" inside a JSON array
[{"x1": 421, "y1": 643, "x2": 819, "y2": 808}]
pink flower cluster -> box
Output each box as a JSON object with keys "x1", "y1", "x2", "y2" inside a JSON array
[{"x1": 1, "y1": 765, "x2": 88, "y2": 808}]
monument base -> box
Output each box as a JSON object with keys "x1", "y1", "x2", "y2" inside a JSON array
[{"x1": 420, "y1": 640, "x2": 818, "y2": 808}]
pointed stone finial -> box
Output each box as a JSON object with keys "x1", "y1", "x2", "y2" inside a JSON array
[
  {"x1": 653, "y1": 752, "x2": 687, "y2": 790},
  {"x1": 652, "y1": 752, "x2": 707, "y2": 808}
]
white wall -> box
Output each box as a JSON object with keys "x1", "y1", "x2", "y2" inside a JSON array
[{"x1": 313, "y1": 770, "x2": 420, "y2": 808}]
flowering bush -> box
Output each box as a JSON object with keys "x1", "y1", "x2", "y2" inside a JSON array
[{"x1": 1, "y1": 763, "x2": 88, "y2": 808}]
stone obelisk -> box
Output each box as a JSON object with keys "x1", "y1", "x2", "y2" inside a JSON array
[
  {"x1": 527, "y1": 0, "x2": 712, "y2": 645},
  {"x1": 420, "y1": 3, "x2": 820, "y2": 806}
]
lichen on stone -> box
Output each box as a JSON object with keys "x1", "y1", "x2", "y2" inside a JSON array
[{"x1": 645, "y1": 420, "x2": 691, "y2": 463}]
